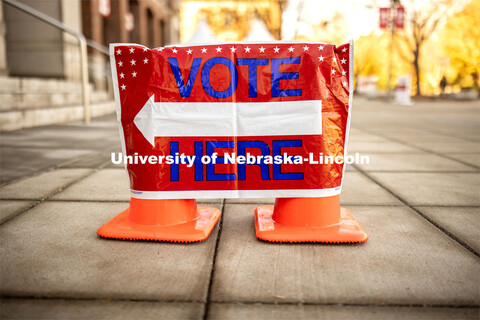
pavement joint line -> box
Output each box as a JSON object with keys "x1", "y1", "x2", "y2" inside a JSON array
[
  {"x1": 355, "y1": 127, "x2": 480, "y2": 145},
  {"x1": 1, "y1": 199, "x2": 129, "y2": 204},
  {"x1": 354, "y1": 170, "x2": 480, "y2": 173},
  {"x1": 350, "y1": 152, "x2": 431, "y2": 155},
  {"x1": 0, "y1": 165, "x2": 60, "y2": 188},
  {"x1": 0, "y1": 167, "x2": 101, "y2": 226},
  {"x1": 0, "y1": 295, "x2": 205, "y2": 305},
  {"x1": 413, "y1": 205, "x2": 480, "y2": 208},
  {"x1": 341, "y1": 203, "x2": 406, "y2": 207},
  {"x1": 354, "y1": 127, "x2": 480, "y2": 170},
  {"x1": 1, "y1": 295, "x2": 478, "y2": 310},
  {"x1": 0, "y1": 198, "x2": 413, "y2": 207},
  {"x1": 41, "y1": 199, "x2": 225, "y2": 206},
  {"x1": 0, "y1": 200, "x2": 41, "y2": 225},
  {"x1": 208, "y1": 300, "x2": 480, "y2": 309},
  {"x1": 0, "y1": 146, "x2": 117, "y2": 187},
  {"x1": 224, "y1": 202, "x2": 409, "y2": 207},
  {"x1": 56, "y1": 152, "x2": 106, "y2": 168},
  {"x1": 0, "y1": 145, "x2": 89, "y2": 150},
  {"x1": 57, "y1": 146, "x2": 120, "y2": 169},
  {"x1": 352, "y1": 164, "x2": 480, "y2": 259},
  {"x1": 42, "y1": 199, "x2": 130, "y2": 203},
  {"x1": 202, "y1": 198, "x2": 226, "y2": 320},
  {"x1": 401, "y1": 126, "x2": 480, "y2": 144}
]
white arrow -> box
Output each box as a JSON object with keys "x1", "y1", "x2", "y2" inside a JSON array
[{"x1": 134, "y1": 95, "x2": 323, "y2": 146}]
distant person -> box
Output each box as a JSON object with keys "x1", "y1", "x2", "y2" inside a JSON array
[{"x1": 440, "y1": 76, "x2": 447, "y2": 98}]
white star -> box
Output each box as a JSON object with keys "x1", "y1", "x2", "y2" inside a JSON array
[
  {"x1": 332, "y1": 57, "x2": 337, "y2": 62},
  {"x1": 343, "y1": 81, "x2": 348, "y2": 87},
  {"x1": 130, "y1": 59, "x2": 136, "y2": 65},
  {"x1": 132, "y1": 71, "x2": 137, "y2": 77},
  {"x1": 342, "y1": 70, "x2": 347, "y2": 75},
  {"x1": 116, "y1": 49, "x2": 121, "y2": 55},
  {"x1": 318, "y1": 45, "x2": 324, "y2": 50},
  {"x1": 318, "y1": 56, "x2": 325, "y2": 61},
  {"x1": 172, "y1": 48, "x2": 178, "y2": 54},
  {"x1": 143, "y1": 58, "x2": 148, "y2": 64},
  {"x1": 331, "y1": 69, "x2": 336, "y2": 74},
  {"x1": 341, "y1": 58, "x2": 347, "y2": 64},
  {"x1": 244, "y1": 46, "x2": 251, "y2": 53},
  {"x1": 230, "y1": 46, "x2": 236, "y2": 52},
  {"x1": 129, "y1": 48, "x2": 134, "y2": 53},
  {"x1": 158, "y1": 48, "x2": 164, "y2": 52},
  {"x1": 342, "y1": 47, "x2": 347, "y2": 53},
  {"x1": 121, "y1": 84, "x2": 126, "y2": 90},
  {"x1": 288, "y1": 46, "x2": 294, "y2": 52},
  {"x1": 201, "y1": 48, "x2": 207, "y2": 53},
  {"x1": 187, "y1": 49, "x2": 193, "y2": 54},
  {"x1": 216, "y1": 47, "x2": 222, "y2": 52},
  {"x1": 273, "y1": 47, "x2": 280, "y2": 53},
  {"x1": 143, "y1": 47, "x2": 148, "y2": 52},
  {"x1": 259, "y1": 46, "x2": 265, "y2": 53},
  {"x1": 303, "y1": 45, "x2": 309, "y2": 51},
  {"x1": 118, "y1": 61, "x2": 123, "y2": 67},
  {"x1": 119, "y1": 73, "x2": 125, "y2": 78}
]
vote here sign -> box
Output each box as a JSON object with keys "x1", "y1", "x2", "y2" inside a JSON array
[{"x1": 110, "y1": 42, "x2": 353, "y2": 199}]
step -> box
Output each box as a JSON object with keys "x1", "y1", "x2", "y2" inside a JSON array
[
  {"x1": 0, "y1": 92, "x2": 110, "y2": 111},
  {"x1": 0, "y1": 101, "x2": 115, "y2": 131},
  {"x1": 0, "y1": 76, "x2": 84, "y2": 94}
]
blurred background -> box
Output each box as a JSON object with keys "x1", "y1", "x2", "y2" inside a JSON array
[
  {"x1": 0, "y1": 0, "x2": 478, "y2": 131},
  {"x1": 0, "y1": 4, "x2": 478, "y2": 316}
]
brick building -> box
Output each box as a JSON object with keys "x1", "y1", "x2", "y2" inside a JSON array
[
  {"x1": 0, "y1": 0, "x2": 179, "y2": 131},
  {"x1": 82, "y1": 0, "x2": 179, "y2": 49}
]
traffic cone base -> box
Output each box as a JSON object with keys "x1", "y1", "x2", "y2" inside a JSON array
[
  {"x1": 254, "y1": 196, "x2": 368, "y2": 243},
  {"x1": 97, "y1": 199, "x2": 221, "y2": 243}
]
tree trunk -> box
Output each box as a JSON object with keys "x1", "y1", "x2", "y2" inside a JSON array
[
  {"x1": 472, "y1": 72, "x2": 480, "y2": 97},
  {"x1": 413, "y1": 47, "x2": 421, "y2": 96}
]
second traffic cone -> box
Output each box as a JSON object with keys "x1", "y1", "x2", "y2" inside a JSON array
[
  {"x1": 97, "y1": 198, "x2": 221, "y2": 243},
  {"x1": 254, "y1": 195, "x2": 368, "y2": 243}
]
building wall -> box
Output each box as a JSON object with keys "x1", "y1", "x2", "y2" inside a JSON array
[
  {"x1": 0, "y1": 2, "x2": 7, "y2": 76},
  {"x1": 0, "y1": 0, "x2": 180, "y2": 131},
  {"x1": 4, "y1": 0, "x2": 64, "y2": 78},
  {"x1": 1, "y1": 0, "x2": 180, "y2": 82},
  {"x1": 81, "y1": 0, "x2": 179, "y2": 89},
  {"x1": 61, "y1": 0, "x2": 82, "y2": 82},
  {"x1": 82, "y1": 0, "x2": 179, "y2": 49}
]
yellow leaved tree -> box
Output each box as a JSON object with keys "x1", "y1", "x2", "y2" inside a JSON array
[{"x1": 439, "y1": 0, "x2": 480, "y2": 94}]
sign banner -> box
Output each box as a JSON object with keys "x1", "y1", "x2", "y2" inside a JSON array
[
  {"x1": 395, "y1": 7, "x2": 406, "y2": 29},
  {"x1": 99, "y1": 0, "x2": 111, "y2": 18},
  {"x1": 379, "y1": 7, "x2": 390, "y2": 29},
  {"x1": 395, "y1": 74, "x2": 412, "y2": 105},
  {"x1": 125, "y1": 12, "x2": 134, "y2": 32},
  {"x1": 110, "y1": 42, "x2": 353, "y2": 199}
]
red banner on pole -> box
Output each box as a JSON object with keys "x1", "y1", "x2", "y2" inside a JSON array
[
  {"x1": 99, "y1": 0, "x2": 111, "y2": 18},
  {"x1": 379, "y1": 7, "x2": 390, "y2": 29},
  {"x1": 125, "y1": 12, "x2": 134, "y2": 32},
  {"x1": 395, "y1": 7, "x2": 406, "y2": 29}
]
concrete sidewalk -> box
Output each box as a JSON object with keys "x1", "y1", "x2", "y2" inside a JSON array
[{"x1": 1, "y1": 97, "x2": 479, "y2": 319}]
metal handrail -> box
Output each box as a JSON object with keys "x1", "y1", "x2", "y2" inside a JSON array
[
  {"x1": 86, "y1": 39, "x2": 109, "y2": 56},
  {"x1": 86, "y1": 40, "x2": 113, "y2": 97},
  {"x1": 3, "y1": 0, "x2": 95, "y2": 124}
]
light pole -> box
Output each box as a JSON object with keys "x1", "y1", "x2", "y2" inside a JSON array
[{"x1": 386, "y1": 0, "x2": 401, "y2": 100}]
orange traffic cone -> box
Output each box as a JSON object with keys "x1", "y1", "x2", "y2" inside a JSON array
[
  {"x1": 254, "y1": 195, "x2": 368, "y2": 243},
  {"x1": 97, "y1": 198, "x2": 221, "y2": 242}
]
